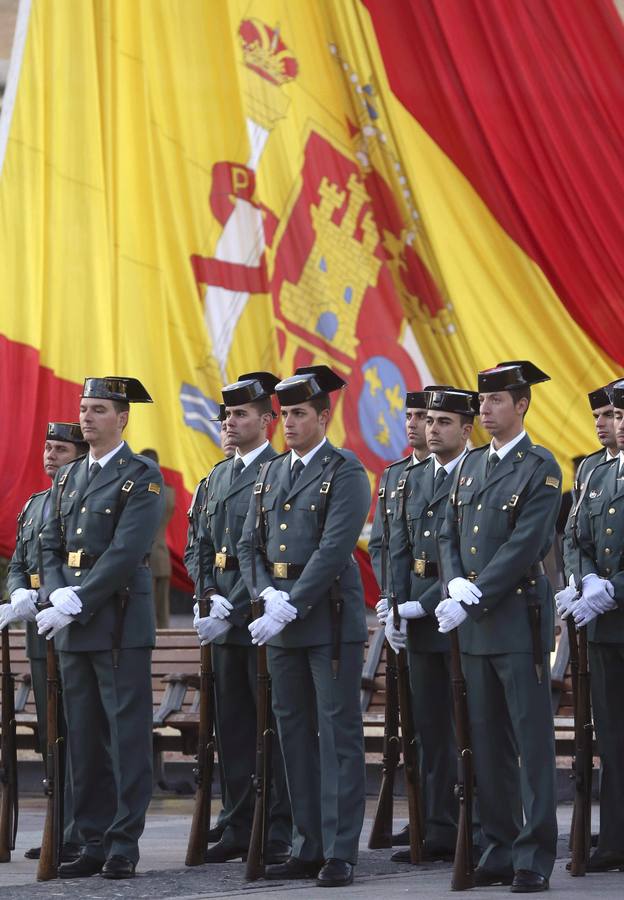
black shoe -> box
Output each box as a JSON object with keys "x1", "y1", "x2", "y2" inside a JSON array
[
  {"x1": 473, "y1": 865, "x2": 514, "y2": 886},
  {"x1": 59, "y1": 854, "x2": 104, "y2": 879},
  {"x1": 101, "y1": 855, "x2": 136, "y2": 879},
  {"x1": 510, "y1": 870, "x2": 549, "y2": 892},
  {"x1": 392, "y1": 824, "x2": 410, "y2": 846},
  {"x1": 265, "y1": 856, "x2": 324, "y2": 880},
  {"x1": 207, "y1": 824, "x2": 226, "y2": 843},
  {"x1": 586, "y1": 850, "x2": 624, "y2": 872},
  {"x1": 204, "y1": 839, "x2": 248, "y2": 863},
  {"x1": 25, "y1": 842, "x2": 81, "y2": 862},
  {"x1": 264, "y1": 841, "x2": 292, "y2": 865},
  {"x1": 391, "y1": 844, "x2": 454, "y2": 864},
  {"x1": 317, "y1": 858, "x2": 354, "y2": 887}
]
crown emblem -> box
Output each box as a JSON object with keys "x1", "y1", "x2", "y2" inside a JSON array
[{"x1": 239, "y1": 19, "x2": 298, "y2": 86}]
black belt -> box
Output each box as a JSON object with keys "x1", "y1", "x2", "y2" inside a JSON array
[
  {"x1": 412, "y1": 559, "x2": 438, "y2": 578},
  {"x1": 214, "y1": 552, "x2": 239, "y2": 571},
  {"x1": 66, "y1": 551, "x2": 149, "y2": 569},
  {"x1": 270, "y1": 562, "x2": 305, "y2": 579},
  {"x1": 466, "y1": 560, "x2": 545, "y2": 584}
]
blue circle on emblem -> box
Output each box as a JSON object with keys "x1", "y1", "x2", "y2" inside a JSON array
[{"x1": 358, "y1": 357, "x2": 407, "y2": 461}]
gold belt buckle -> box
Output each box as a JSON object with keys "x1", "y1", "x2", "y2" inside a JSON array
[
  {"x1": 67, "y1": 550, "x2": 83, "y2": 568},
  {"x1": 273, "y1": 562, "x2": 288, "y2": 579},
  {"x1": 413, "y1": 558, "x2": 426, "y2": 577},
  {"x1": 215, "y1": 552, "x2": 227, "y2": 569},
  {"x1": 29, "y1": 573, "x2": 41, "y2": 589}
]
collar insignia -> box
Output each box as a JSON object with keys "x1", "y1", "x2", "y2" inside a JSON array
[{"x1": 466, "y1": 477, "x2": 473, "y2": 485}]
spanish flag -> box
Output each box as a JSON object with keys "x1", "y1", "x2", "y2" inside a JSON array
[{"x1": 0, "y1": 1, "x2": 622, "y2": 596}]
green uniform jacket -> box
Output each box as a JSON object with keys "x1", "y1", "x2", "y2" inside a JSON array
[
  {"x1": 238, "y1": 442, "x2": 370, "y2": 647},
  {"x1": 576, "y1": 457, "x2": 624, "y2": 643},
  {"x1": 368, "y1": 453, "x2": 413, "y2": 592},
  {"x1": 562, "y1": 448, "x2": 608, "y2": 579},
  {"x1": 7, "y1": 489, "x2": 50, "y2": 660},
  {"x1": 439, "y1": 435, "x2": 561, "y2": 655},
  {"x1": 195, "y1": 444, "x2": 278, "y2": 646},
  {"x1": 40, "y1": 444, "x2": 164, "y2": 652},
  {"x1": 184, "y1": 475, "x2": 211, "y2": 588},
  {"x1": 391, "y1": 457, "x2": 453, "y2": 653}
]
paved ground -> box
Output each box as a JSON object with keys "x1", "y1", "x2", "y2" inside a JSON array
[{"x1": 0, "y1": 797, "x2": 622, "y2": 898}]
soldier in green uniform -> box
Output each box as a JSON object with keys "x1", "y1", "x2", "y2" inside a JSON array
[
  {"x1": 561, "y1": 381, "x2": 619, "y2": 577},
  {"x1": 368, "y1": 386, "x2": 431, "y2": 850},
  {"x1": 184, "y1": 402, "x2": 234, "y2": 845},
  {"x1": 37, "y1": 377, "x2": 164, "y2": 880},
  {"x1": 238, "y1": 366, "x2": 371, "y2": 888},
  {"x1": 556, "y1": 382, "x2": 624, "y2": 872},
  {"x1": 3, "y1": 422, "x2": 87, "y2": 862},
  {"x1": 190, "y1": 372, "x2": 292, "y2": 863},
  {"x1": 383, "y1": 387, "x2": 477, "y2": 863},
  {"x1": 438, "y1": 361, "x2": 561, "y2": 893}
]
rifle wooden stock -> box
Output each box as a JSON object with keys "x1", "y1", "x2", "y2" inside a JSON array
[
  {"x1": 0, "y1": 624, "x2": 18, "y2": 863},
  {"x1": 37, "y1": 640, "x2": 64, "y2": 881},
  {"x1": 449, "y1": 630, "x2": 475, "y2": 891},
  {"x1": 245, "y1": 600, "x2": 273, "y2": 881},
  {"x1": 368, "y1": 630, "x2": 400, "y2": 849},
  {"x1": 185, "y1": 596, "x2": 215, "y2": 866},
  {"x1": 569, "y1": 625, "x2": 592, "y2": 877}
]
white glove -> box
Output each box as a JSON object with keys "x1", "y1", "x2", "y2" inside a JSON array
[
  {"x1": 10, "y1": 588, "x2": 38, "y2": 620},
  {"x1": 195, "y1": 615, "x2": 231, "y2": 644},
  {"x1": 435, "y1": 598, "x2": 468, "y2": 633},
  {"x1": 248, "y1": 612, "x2": 287, "y2": 645},
  {"x1": 209, "y1": 594, "x2": 233, "y2": 620},
  {"x1": 385, "y1": 616, "x2": 407, "y2": 653},
  {"x1": 0, "y1": 605, "x2": 19, "y2": 630},
  {"x1": 261, "y1": 587, "x2": 297, "y2": 623},
  {"x1": 36, "y1": 607, "x2": 74, "y2": 639},
  {"x1": 375, "y1": 597, "x2": 389, "y2": 624},
  {"x1": 50, "y1": 586, "x2": 82, "y2": 616},
  {"x1": 448, "y1": 577, "x2": 482, "y2": 606},
  {"x1": 555, "y1": 574, "x2": 578, "y2": 619},
  {"x1": 581, "y1": 573, "x2": 616, "y2": 613},
  {"x1": 397, "y1": 600, "x2": 426, "y2": 620},
  {"x1": 572, "y1": 597, "x2": 599, "y2": 628}
]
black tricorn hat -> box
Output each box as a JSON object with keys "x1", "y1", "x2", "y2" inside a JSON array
[
  {"x1": 275, "y1": 365, "x2": 346, "y2": 406},
  {"x1": 222, "y1": 371, "x2": 279, "y2": 407},
  {"x1": 607, "y1": 379, "x2": 624, "y2": 410},
  {"x1": 477, "y1": 361, "x2": 550, "y2": 393},
  {"x1": 406, "y1": 384, "x2": 452, "y2": 410},
  {"x1": 82, "y1": 377, "x2": 153, "y2": 403},
  {"x1": 46, "y1": 422, "x2": 88, "y2": 445},
  {"x1": 587, "y1": 384, "x2": 611, "y2": 410},
  {"x1": 211, "y1": 403, "x2": 227, "y2": 423},
  {"x1": 426, "y1": 388, "x2": 479, "y2": 418}
]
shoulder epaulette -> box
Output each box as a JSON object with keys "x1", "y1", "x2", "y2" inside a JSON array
[
  {"x1": 382, "y1": 453, "x2": 412, "y2": 473},
  {"x1": 17, "y1": 491, "x2": 44, "y2": 525},
  {"x1": 527, "y1": 444, "x2": 554, "y2": 462},
  {"x1": 56, "y1": 456, "x2": 84, "y2": 485}
]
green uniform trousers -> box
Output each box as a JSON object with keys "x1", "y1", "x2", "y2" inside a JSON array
[
  {"x1": 31, "y1": 657, "x2": 81, "y2": 848},
  {"x1": 59, "y1": 648, "x2": 152, "y2": 864},
  {"x1": 212, "y1": 643, "x2": 291, "y2": 847},
  {"x1": 588, "y1": 643, "x2": 624, "y2": 853},
  {"x1": 268, "y1": 643, "x2": 366, "y2": 864},
  {"x1": 461, "y1": 652, "x2": 557, "y2": 878},
  {"x1": 407, "y1": 650, "x2": 457, "y2": 850}
]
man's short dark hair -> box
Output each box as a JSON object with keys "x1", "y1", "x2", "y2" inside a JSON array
[
  {"x1": 140, "y1": 448, "x2": 159, "y2": 464},
  {"x1": 308, "y1": 393, "x2": 331, "y2": 414},
  {"x1": 459, "y1": 414, "x2": 473, "y2": 427},
  {"x1": 112, "y1": 400, "x2": 130, "y2": 415},
  {"x1": 509, "y1": 385, "x2": 531, "y2": 415},
  {"x1": 250, "y1": 397, "x2": 274, "y2": 417}
]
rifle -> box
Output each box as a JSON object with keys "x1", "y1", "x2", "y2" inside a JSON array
[
  {"x1": 245, "y1": 495, "x2": 273, "y2": 881},
  {"x1": 568, "y1": 499, "x2": 593, "y2": 877},
  {"x1": 368, "y1": 516, "x2": 401, "y2": 849},
  {"x1": 436, "y1": 538, "x2": 474, "y2": 890},
  {"x1": 185, "y1": 540, "x2": 216, "y2": 867},
  {"x1": 0, "y1": 611, "x2": 18, "y2": 863},
  {"x1": 37, "y1": 536, "x2": 65, "y2": 881},
  {"x1": 390, "y1": 591, "x2": 423, "y2": 864}
]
